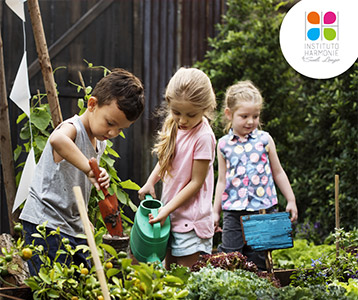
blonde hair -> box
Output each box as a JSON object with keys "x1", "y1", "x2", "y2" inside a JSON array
[
  {"x1": 223, "y1": 80, "x2": 263, "y2": 133},
  {"x1": 153, "y1": 67, "x2": 216, "y2": 179}
]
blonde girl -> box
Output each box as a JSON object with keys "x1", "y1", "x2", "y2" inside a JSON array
[
  {"x1": 213, "y1": 80, "x2": 297, "y2": 270},
  {"x1": 138, "y1": 67, "x2": 216, "y2": 269}
]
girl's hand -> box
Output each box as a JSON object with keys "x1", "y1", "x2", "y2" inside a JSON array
[
  {"x1": 213, "y1": 212, "x2": 222, "y2": 233},
  {"x1": 138, "y1": 183, "x2": 156, "y2": 200},
  {"x1": 286, "y1": 202, "x2": 298, "y2": 222},
  {"x1": 148, "y1": 207, "x2": 168, "y2": 227}
]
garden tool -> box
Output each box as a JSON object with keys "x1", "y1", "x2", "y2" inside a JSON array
[
  {"x1": 89, "y1": 158, "x2": 123, "y2": 237},
  {"x1": 130, "y1": 195, "x2": 170, "y2": 263}
]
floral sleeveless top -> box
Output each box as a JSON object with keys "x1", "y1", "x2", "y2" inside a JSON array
[{"x1": 218, "y1": 129, "x2": 278, "y2": 211}]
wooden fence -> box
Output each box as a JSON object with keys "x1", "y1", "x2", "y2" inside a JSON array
[{"x1": 0, "y1": 0, "x2": 226, "y2": 233}]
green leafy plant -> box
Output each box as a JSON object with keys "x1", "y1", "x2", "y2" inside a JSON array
[
  {"x1": 186, "y1": 266, "x2": 277, "y2": 300},
  {"x1": 289, "y1": 228, "x2": 358, "y2": 287},
  {"x1": 12, "y1": 222, "x2": 188, "y2": 299},
  {"x1": 272, "y1": 239, "x2": 335, "y2": 269},
  {"x1": 185, "y1": 265, "x2": 353, "y2": 300},
  {"x1": 14, "y1": 93, "x2": 53, "y2": 184}
]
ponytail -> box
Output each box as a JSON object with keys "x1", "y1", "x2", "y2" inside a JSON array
[{"x1": 152, "y1": 115, "x2": 178, "y2": 179}]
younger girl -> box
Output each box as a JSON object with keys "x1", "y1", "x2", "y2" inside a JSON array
[
  {"x1": 138, "y1": 67, "x2": 216, "y2": 269},
  {"x1": 213, "y1": 80, "x2": 298, "y2": 270}
]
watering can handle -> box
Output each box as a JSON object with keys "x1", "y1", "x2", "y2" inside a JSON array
[
  {"x1": 145, "y1": 194, "x2": 154, "y2": 201},
  {"x1": 151, "y1": 209, "x2": 161, "y2": 239}
]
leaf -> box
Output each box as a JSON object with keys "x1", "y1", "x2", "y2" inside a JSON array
[
  {"x1": 121, "y1": 258, "x2": 133, "y2": 270},
  {"x1": 14, "y1": 145, "x2": 22, "y2": 162},
  {"x1": 31, "y1": 109, "x2": 51, "y2": 131},
  {"x1": 111, "y1": 276, "x2": 121, "y2": 286},
  {"x1": 46, "y1": 289, "x2": 60, "y2": 298},
  {"x1": 120, "y1": 180, "x2": 141, "y2": 190},
  {"x1": 16, "y1": 112, "x2": 28, "y2": 124},
  {"x1": 75, "y1": 234, "x2": 88, "y2": 239},
  {"x1": 39, "y1": 269, "x2": 52, "y2": 285},
  {"x1": 34, "y1": 135, "x2": 48, "y2": 152},
  {"x1": 85, "y1": 86, "x2": 92, "y2": 95},
  {"x1": 78, "y1": 98, "x2": 84, "y2": 110},
  {"x1": 163, "y1": 275, "x2": 184, "y2": 285},
  {"x1": 116, "y1": 191, "x2": 128, "y2": 206},
  {"x1": 101, "y1": 155, "x2": 115, "y2": 167},
  {"x1": 127, "y1": 200, "x2": 138, "y2": 213},
  {"x1": 106, "y1": 268, "x2": 121, "y2": 278},
  {"x1": 100, "y1": 243, "x2": 117, "y2": 257},
  {"x1": 106, "y1": 146, "x2": 120, "y2": 158},
  {"x1": 31, "y1": 233, "x2": 43, "y2": 239},
  {"x1": 24, "y1": 277, "x2": 40, "y2": 290}
]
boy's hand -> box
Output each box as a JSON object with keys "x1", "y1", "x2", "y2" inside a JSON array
[{"x1": 87, "y1": 167, "x2": 110, "y2": 190}]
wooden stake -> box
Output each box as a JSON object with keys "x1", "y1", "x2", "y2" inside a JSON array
[
  {"x1": 73, "y1": 186, "x2": 110, "y2": 300},
  {"x1": 0, "y1": 30, "x2": 18, "y2": 234},
  {"x1": 259, "y1": 209, "x2": 274, "y2": 273},
  {"x1": 335, "y1": 174, "x2": 340, "y2": 258},
  {"x1": 27, "y1": 0, "x2": 63, "y2": 128}
]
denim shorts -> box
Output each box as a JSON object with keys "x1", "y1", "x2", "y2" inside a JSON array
[{"x1": 169, "y1": 230, "x2": 213, "y2": 257}]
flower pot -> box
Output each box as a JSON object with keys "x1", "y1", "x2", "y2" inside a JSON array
[{"x1": 102, "y1": 233, "x2": 130, "y2": 268}]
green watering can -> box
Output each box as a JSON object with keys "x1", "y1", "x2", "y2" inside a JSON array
[{"x1": 130, "y1": 195, "x2": 170, "y2": 263}]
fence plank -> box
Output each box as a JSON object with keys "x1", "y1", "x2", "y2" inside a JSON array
[
  {"x1": 28, "y1": 0, "x2": 114, "y2": 80},
  {"x1": 0, "y1": 0, "x2": 226, "y2": 233}
]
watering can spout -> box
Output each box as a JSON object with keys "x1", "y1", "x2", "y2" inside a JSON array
[{"x1": 147, "y1": 253, "x2": 161, "y2": 264}]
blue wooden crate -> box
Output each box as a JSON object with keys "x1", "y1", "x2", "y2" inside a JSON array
[{"x1": 240, "y1": 212, "x2": 293, "y2": 251}]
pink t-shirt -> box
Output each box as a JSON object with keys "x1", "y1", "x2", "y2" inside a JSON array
[{"x1": 161, "y1": 118, "x2": 216, "y2": 239}]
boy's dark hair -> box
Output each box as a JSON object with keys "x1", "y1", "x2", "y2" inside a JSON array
[{"x1": 92, "y1": 68, "x2": 145, "y2": 121}]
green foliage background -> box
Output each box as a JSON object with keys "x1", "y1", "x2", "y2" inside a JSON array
[{"x1": 196, "y1": 0, "x2": 358, "y2": 239}]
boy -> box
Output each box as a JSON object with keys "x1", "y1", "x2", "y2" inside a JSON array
[{"x1": 19, "y1": 68, "x2": 144, "y2": 275}]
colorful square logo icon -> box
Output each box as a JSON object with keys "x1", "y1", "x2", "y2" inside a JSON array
[{"x1": 306, "y1": 11, "x2": 339, "y2": 41}]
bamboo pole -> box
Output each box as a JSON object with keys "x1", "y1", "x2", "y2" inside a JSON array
[
  {"x1": 73, "y1": 186, "x2": 110, "y2": 300},
  {"x1": 0, "y1": 31, "x2": 18, "y2": 235},
  {"x1": 259, "y1": 209, "x2": 274, "y2": 273},
  {"x1": 27, "y1": 0, "x2": 63, "y2": 128},
  {"x1": 335, "y1": 174, "x2": 340, "y2": 258}
]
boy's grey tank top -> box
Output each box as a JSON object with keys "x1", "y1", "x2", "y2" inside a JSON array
[{"x1": 19, "y1": 115, "x2": 106, "y2": 237}]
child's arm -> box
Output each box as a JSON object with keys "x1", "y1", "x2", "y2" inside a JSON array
[
  {"x1": 268, "y1": 135, "x2": 298, "y2": 222},
  {"x1": 149, "y1": 159, "x2": 211, "y2": 226},
  {"x1": 213, "y1": 145, "x2": 226, "y2": 232},
  {"x1": 49, "y1": 123, "x2": 110, "y2": 190},
  {"x1": 138, "y1": 163, "x2": 161, "y2": 200}
]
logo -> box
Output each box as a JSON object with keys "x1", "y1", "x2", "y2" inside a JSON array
[
  {"x1": 306, "y1": 11, "x2": 338, "y2": 41},
  {"x1": 280, "y1": 0, "x2": 357, "y2": 79}
]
